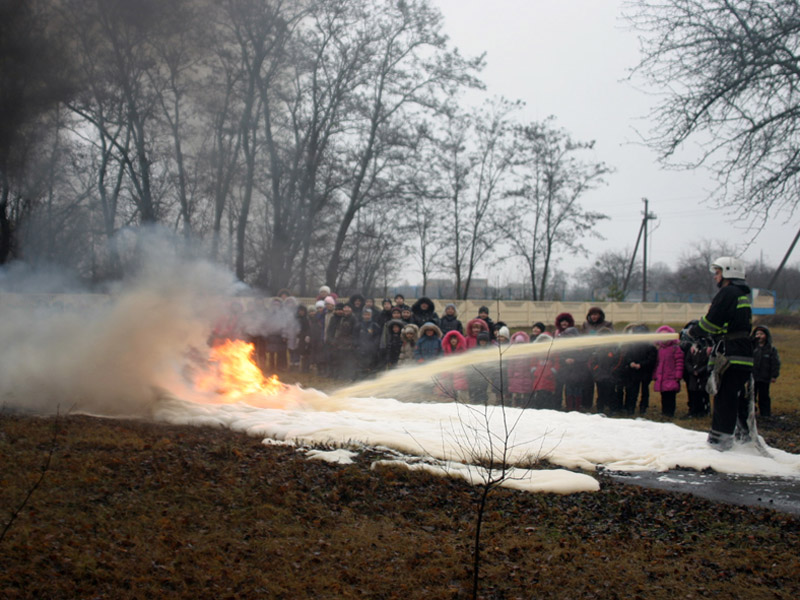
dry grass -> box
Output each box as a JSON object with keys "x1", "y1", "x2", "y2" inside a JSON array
[{"x1": 1, "y1": 327, "x2": 799, "y2": 599}]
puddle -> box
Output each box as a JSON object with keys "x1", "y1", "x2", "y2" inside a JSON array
[{"x1": 608, "y1": 470, "x2": 800, "y2": 515}]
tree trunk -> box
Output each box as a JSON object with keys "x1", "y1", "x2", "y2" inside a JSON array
[{"x1": 0, "y1": 176, "x2": 12, "y2": 264}]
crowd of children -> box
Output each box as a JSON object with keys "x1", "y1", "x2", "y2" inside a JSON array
[{"x1": 210, "y1": 289, "x2": 781, "y2": 418}]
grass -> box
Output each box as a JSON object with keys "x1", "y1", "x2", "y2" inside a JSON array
[{"x1": 1, "y1": 328, "x2": 799, "y2": 599}]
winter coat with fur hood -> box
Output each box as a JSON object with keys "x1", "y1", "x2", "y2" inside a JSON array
[
  {"x1": 348, "y1": 294, "x2": 366, "y2": 315},
  {"x1": 441, "y1": 330, "x2": 469, "y2": 391},
  {"x1": 398, "y1": 324, "x2": 420, "y2": 365},
  {"x1": 580, "y1": 307, "x2": 613, "y2": 335},
  {"x1": 414, "y1": 323, "x2": 444, "y2": 361},
  {"x1": 411, "y1": 297, "x2": 440, "y2": 328},
  {"x1": 382, "y1": 318, "x2": 406, "y2": 366},
  {"x1": 465, "y1": 318, "x2": 490, "y2": 349},
  {"x1": 554, "y1": 313, "x2": 575, "y2": 337}
]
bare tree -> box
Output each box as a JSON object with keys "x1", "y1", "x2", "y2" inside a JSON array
[
  {"x1": 322, "y1": 0, "x2": 483, "y2": 289},
  {"x1": 333, "y1": 203, "x2": 404, "y2": 297},
  {"x1": 144, "y1": 0, "x2": 209, "y2": 238},
  {"x1": 0, "y1": 0, "x2": 75, "y2": 264},
  {"x1": 436, "y1": 99, "x2": 520, "y2": 299},
  {"x1": 626, "y1": 0, "x2": 800, "y2": 226},
  {"x1": 434, "y1": 346, "x2": 550, "y2": 600},
  {"x1": 587, "y1": 248, "x2": 641, "y2": 301},
  {"x1": 220, "y1": 0, "x2": 299, "y2": 283},
  {"x1": 669, "y1": 239, "x2": 738, "y2": 300},
  {"x1": 502, "y1": 117, "x2": 611, "y2": 300}
]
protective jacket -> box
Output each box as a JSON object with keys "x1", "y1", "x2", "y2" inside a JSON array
[{"x1": 691, "y1": 281, "x2": 753, "y2": 370}]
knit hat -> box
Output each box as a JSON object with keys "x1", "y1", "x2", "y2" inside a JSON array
[
  {"x1": 496, "y1": 326, "x2": 510, "y2": 340},
  {"x1": 324, "y1": 295, "x2": 335, "y2": 305},
  {"x1": 315, "y1": 300, "x2": 325, "y2": 309}
]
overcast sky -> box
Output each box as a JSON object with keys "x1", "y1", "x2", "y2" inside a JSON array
[{"x1": 416, "y1": 0, "x2": 800, "y2": 285}]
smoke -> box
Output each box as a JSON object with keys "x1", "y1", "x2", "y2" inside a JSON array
[{"x1": 0, "y1": 228, "x2": 240, "y2": 416}]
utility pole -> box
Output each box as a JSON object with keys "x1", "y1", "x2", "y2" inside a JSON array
[
  {"x1": 767, "y1": 225, "x2": 800, "y2": 289},
  {"x1": 641, "y1": 198, "x2": 656, "y2": 302},
  {"x1": 623, "y1": 198, "x2": 658, "y2": 301},
  {"x1": 623, "y1": 218, "x2": 645, "y2": 297}
]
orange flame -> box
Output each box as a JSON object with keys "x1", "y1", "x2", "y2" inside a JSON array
[{"x1": 195, "y1": 339, "x2": 285, "y2": 399}]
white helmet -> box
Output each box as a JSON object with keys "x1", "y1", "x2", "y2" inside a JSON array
[{"x1": 710, "y1": 256, "x2": 746, "y2": 280}]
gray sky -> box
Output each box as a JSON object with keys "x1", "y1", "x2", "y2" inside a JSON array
[{"x1": 414, "y1": 0, "x2": 799, "y2": 285}]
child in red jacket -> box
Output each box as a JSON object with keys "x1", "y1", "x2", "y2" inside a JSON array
[{"x1": 439, "y1": 330, "x2": 468, "y2": 399}]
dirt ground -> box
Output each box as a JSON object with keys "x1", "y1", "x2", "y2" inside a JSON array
[{"x1": 1, "y1": 411, "x2": 799, "y2": 600}]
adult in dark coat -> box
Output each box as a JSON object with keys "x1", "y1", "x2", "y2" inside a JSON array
[
  {"x1": 411, "y1": 296, "x2": 440, "y2": 328},
  {"x1": 329, "y1": 304, "x2": 359, "y2": 380},
  {"x1": 355, "y1": 307, "x2": 382, "y2": 377},
  {"x1": 291, "y1": 304, "x2": 311, "y2": 372},
  {"x1": 619, "y1": 324, "x2": 658, "y2": 415},
  {"x1": 580, "y1": 306, "x2": 613, "y2": 334},
  {"x1": 348, "y1": 293, "x2": 366, "y2": 316},
  {"x1": 556, "y1": 327, "x2": 592, "y2": 411}
]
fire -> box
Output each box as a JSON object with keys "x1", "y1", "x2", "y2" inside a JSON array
[{"x1": 195, "y1": 339, "x2": 285, "y2": 399}]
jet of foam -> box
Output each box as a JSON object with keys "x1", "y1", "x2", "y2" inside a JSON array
[{"x1": 327, "y1": 332, "x2": 677, "y2": 405}]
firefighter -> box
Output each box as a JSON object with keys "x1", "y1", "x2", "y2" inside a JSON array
[{"x1": 688, "y1": 257, "x2": 753, "y2": 451}]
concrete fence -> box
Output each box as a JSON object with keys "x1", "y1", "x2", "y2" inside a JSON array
[
  {"x1": 0, "y1": 293, "x2": 710, "y2": 328},
  {"x1": 416, "y1": 299, "x2": 710, "y2": 328}
]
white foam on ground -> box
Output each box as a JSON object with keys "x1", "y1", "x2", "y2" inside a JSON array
[{"x1": 153, "y1": 385, "x2": 800, "y2": 494}]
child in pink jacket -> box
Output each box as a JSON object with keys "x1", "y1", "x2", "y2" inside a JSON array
[
  {"x1": 653, "y1": 325, "x2": 684, "y2": 417},
  {"x1": 507, "y1": 331, "x2": 533, "y2": 407}
]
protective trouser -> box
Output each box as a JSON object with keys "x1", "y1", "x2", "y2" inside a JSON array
[{"x1": 708, "y1": 369, "x2": 751, "y2": 447}]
